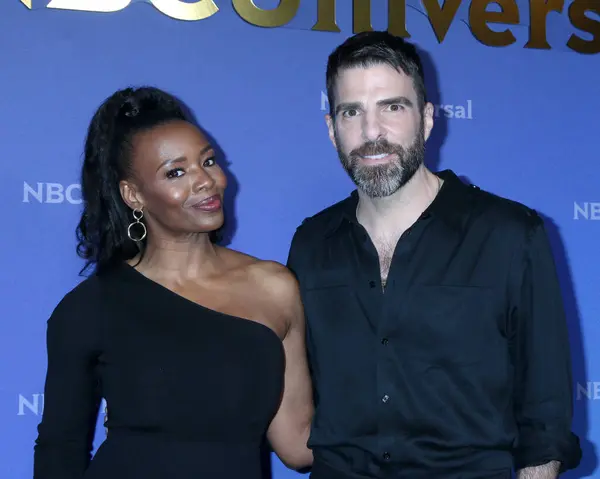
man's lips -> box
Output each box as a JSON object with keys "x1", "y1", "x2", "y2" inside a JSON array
[{"x1": 357, "y1": 152, "x2": 395, "y2": 164}]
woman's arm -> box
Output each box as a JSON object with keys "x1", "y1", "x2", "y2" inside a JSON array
[
  {"x1": 33, "y1": 285, "x2": 102, "y2": 478},
  {"x1": 261, "y1": 264, "x2": 314, "y2": 470}
]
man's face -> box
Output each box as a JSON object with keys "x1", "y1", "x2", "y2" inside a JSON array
[{"x1": 326, "y1": 64, "x2": 434, "y2": 198}]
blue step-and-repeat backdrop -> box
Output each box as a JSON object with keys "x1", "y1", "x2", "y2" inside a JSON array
[{"x1": 0, "y1": 0, "x2": 598, "y2": 477}]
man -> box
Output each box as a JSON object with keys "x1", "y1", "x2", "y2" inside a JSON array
[{"x1": 286, "y1": 31, "x2": 581, "y2": 479}]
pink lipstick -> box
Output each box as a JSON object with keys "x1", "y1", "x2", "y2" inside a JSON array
[{"x1": 191, "y1": 195, "x2": 222, "y2": 212}]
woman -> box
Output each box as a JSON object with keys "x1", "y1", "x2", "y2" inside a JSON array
[{"x1": 33, "y1": 86, "x2": 313, "y2": 478}]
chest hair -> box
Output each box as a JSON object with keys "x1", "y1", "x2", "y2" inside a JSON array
[{"x1": 372, "y1": 236, "x2": 399, "y2": 288}]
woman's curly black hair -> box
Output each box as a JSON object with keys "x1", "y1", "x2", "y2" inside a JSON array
[{"x1": 76, "y1": 86, "x2": 196, "y2": 276}]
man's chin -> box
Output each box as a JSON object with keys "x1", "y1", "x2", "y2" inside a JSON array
[{"x1": 360, "y1": 184, "x2": 400, "y2": 199}]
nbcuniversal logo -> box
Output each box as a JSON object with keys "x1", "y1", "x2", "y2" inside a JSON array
[
  {"x1": 573, "y1": 202, "x2": 600, "y2": 220},
  {"x1": 320, "y1": 91, "x2": 474, "y2": 120},
  {"x1": 576, "y1": 382, "x2": 600, "y2": 400},
  {"x1": 18, "y1": 393, "x2": 107, "y2": 416},
  {"x1": 23, "y1": 181, "x2": 81, "y2": 204}
]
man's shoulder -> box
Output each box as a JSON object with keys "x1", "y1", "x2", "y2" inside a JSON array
[
  {"x1": 470, "y1": 183, "x2": 543, "y2": 232},
  {"x1": 293, "y1": 194, "x2": 354, "y2": 239}
]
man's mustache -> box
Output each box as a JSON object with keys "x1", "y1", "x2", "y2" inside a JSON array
[{"x1": 350, "y1": 139, "x2": 403, "y2": 158}]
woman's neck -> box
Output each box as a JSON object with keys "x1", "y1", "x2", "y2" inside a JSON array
[{"x1": 132, "y1": 232, "x2": 221, "y2": 282}]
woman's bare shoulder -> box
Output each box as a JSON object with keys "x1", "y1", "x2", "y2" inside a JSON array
[
  {"x1": 220, "y1": 247, "x2": 291, "y2": 276},
  {"x1": 250, "y1": 259, "x2": 297, "y2": 290},
  {"x1": 220, "y1": 247, "x2": 299, "y2": 301}
]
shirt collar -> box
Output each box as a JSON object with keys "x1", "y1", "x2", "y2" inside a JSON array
[{"x1": 324, "y1": 169, "x2": 475, "y2": 238}]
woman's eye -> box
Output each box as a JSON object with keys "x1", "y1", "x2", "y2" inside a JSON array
[{"x1": 166, "y1": 168, "x2": 184, "y2": 179}]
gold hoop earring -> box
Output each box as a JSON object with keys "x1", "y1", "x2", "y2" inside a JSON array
[{"x1": 127, "y1": 208, "x2": 147, "y2": 242}]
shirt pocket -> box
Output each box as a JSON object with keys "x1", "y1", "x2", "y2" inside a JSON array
[
  {"x1": 401, "y1": 284, "x2": 500, "y2": 366},
  {"x1": 304, "y1": 269, "x2": 351, "y2": 290},
  {"x1": 302, "y1": 269, "x2": 353, "y2": 314},
  {"x1": 301, "y1": 268, "x2": 360, "y2": 349}
]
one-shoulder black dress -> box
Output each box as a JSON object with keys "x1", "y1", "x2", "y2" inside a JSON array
[{"x1": 34, "y1": 262, "x2": 285, "y2": 479}]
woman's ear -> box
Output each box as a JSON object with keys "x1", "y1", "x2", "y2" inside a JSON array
[{"x1": 119, "y1": 179, "x2": 145, "y2": 211}]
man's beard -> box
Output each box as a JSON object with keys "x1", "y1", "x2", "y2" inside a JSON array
[{"x1": 335, "y1": 128, "x2": 425, "y2": 199}]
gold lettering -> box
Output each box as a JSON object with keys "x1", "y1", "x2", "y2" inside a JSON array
[
  {"x1": 46, "y1": 0, "x2": 218, "y2": 19},
  {"x1": 469, "y1": 0, "x2": 519, "y2": 47},
  {"x1": 150, "y1": 0, "x2": 218, "y2": 21},
  {"x1": 312, "y1": 0, "x2": 409, "y2": 37},
  {"x1": 46, "y1": 0, "x2": 131, "y2": 13},
  {"x1": 524, "y1": 0, "x2": 564, "y2": 50},
  {"x1": 388, "y1": 0, "x2": 410, "y2": 38},
  {"x1": 46, "y1": 0, "x2": 130, "y2": 13},
  {"x1": 352, "y1": 0, "x2": 373, "y2": 33},
  {"x1": 232, "y1": 0, "x2": 300, "y2": 27},
  {"x1": 19, "y1": 0, "x2": 600, "y2": 55},
  {"x1": 567, "y1": 0, "x2": 600, "y2": 54},
  {"x1": 312, "y1": 0, "x2": 340, "y2": 32},
  {"x1": 311, "y1": 0, "x2": 374, "y2": 33},
  {"x1": 422, "y1": 0, "x2": 462, "y2": 43}
]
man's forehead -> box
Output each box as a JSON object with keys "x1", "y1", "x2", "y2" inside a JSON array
[{"x1": 334, "y1": 64, "x2": 415, "y2": 97}]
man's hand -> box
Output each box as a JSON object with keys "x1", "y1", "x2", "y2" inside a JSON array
[{"x1": 516, "y1": 461, "x2": 561, "y2": 478}]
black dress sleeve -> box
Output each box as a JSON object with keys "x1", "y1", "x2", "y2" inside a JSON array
[{"x1": 33, "y1": 282, "x2": 103, "y2": 478}]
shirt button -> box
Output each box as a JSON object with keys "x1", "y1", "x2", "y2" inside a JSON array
[
  {"x1": 383, "y1": 452, "x2": 391, "y2": 461},
  {"x1": 382, "y1": 394, "x2": 389, "y2": 403},
  {"x1": 381, "y1": 338, "x2": 388, "y2": 345},
  {"x1": 369, "y1": 280, "x2": 376, "y2": 288}
]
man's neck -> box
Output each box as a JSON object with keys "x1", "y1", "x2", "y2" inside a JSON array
[{"x1": 356, "y1": 165, "x2": 442, "y2": 238}]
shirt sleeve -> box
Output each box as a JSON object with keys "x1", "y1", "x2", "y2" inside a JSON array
[
  {"x1": 511, "y1": 213, "x2": 581, "y2": 472},
  {"x1": 286, "y1": 226, "x2": 305, "y2": 280},
  {"x1": 33, "y1": 287, "x2": 103, "y2": 478},
  {"x1": 286, "y1": 224, "x2": 320, "y2": 406}
]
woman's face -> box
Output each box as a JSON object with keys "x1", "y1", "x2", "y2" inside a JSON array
[{"x1": 120, "y1": 119, "x2": 227, "y2": 239}]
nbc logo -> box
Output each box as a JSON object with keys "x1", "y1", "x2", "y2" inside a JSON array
[
  {"x1": 18, "y1": 393, "x2": 107, "y2": 415},
  {"x1": 573, "y1": 202, "x2": 600, "y2": 220},
  {"x1": 23, "y1": 182, "x2": 82, "y2": 204},
  {"x1": 576, "y1": 382, "x2": 600, "y2": 400}
]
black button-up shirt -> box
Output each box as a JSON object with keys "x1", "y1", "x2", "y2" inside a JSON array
[{"x1": 286, "y1": 170, "x2": 581, "y2": 478}]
